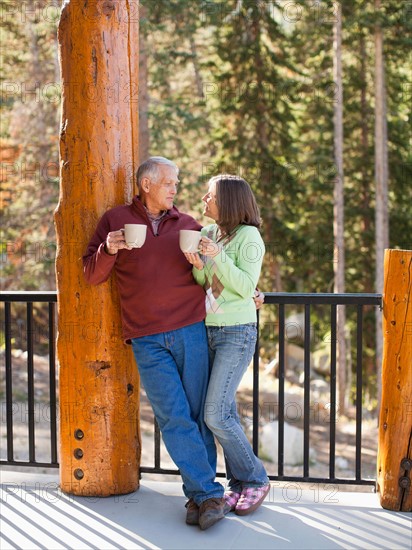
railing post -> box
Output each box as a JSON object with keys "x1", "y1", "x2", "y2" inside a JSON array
[
  {"x1": 377, "y1": 249, "x2": 412, "y2": 511},
  {"x1": 54, "y1": 1, "x2": 140, "y2": 496}
]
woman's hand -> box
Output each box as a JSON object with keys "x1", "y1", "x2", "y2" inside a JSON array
[
  {"x1": 199, "y1": 236, "x2": 220, "y2": 258},
  {"x1": 184, "y1": 252, "x2": 204, "y2": 270}
]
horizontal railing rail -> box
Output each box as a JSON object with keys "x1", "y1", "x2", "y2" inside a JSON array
[{"x1": 1, "y1": 291, "x2": 382, "y2": 486}]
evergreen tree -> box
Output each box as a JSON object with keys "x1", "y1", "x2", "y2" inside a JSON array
[
  {"x1": 1, "y1": 0, "x2": 410, "y2": 405},
  {"x1": 139, "y1": 0, "x2": 213, "y2": 212},
  {"x1": 1, "y1": 0, "x2": 60, "y2": 290},
  {"x1": 204, "y1": 0, "x2": 300, "y2": 291}
]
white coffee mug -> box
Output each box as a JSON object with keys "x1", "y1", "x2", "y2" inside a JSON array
[
  {"x1": 124, "y1": 224, "x2": 147, "y2": 248},
  {"x1": 179, "y1": 230, "x2": 201, "y2": 253}
]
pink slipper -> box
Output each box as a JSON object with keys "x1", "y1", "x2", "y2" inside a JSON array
[
  {"x1": 223, "y1": 490, "x2": 241, "y2": 514},
  {"x1": 235, "y1": 484, "x2": 270, "y2": 516}
]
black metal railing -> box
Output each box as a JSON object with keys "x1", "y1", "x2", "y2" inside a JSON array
[
  {"x1": 1, "y1": 291, "x2": 382, "y2": 486},
  {"x1": 254, "y1": 293, "x2": 382, "y2": 486},
  {"x1": 1, "y1": 291, "x2": 58, "y2": 468}
]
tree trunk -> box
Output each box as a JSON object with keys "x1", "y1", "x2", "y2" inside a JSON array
[
  {"x1": 359, "y1": 34, "x2": 376, "y2": 393},
  {"x1": 377, "y1": 249, "x2": 412, "y2": 511},
  {"x1": 360, "y1": 34, "x2": 372, "y2": 250},
  {"x1": 374, "y1": 0, "x2": 390, "y2": 411},
  {"x1": 190, "y1": 35, "x2": 204, "y2": 99},
  {"x1": 264, "y1": 221, "x2": 282, "y2": 292},
  {"x1": 333, "y1": 2, "x2": 347, "y2": 415},
  {"x1": 54, "y1": 0, "x2": 140, "y2": 497},
  {"x1": 138, "y1": 4, "x2": 150, "y2": 163}
]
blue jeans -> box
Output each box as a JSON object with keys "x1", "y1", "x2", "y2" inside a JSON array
[
  {"x1": 205, "y1": 324, "x2": 269, "y2": 492},
  {"x1": 131, "y1": 321, "x2": 223, "y2": 505}
]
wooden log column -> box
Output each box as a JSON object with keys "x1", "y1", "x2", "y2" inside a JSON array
[
  {"x1": 54, "y1": 1, "x2": 140, "y2": 496},
  {"x1": 377, "y1": 249, "x2": 412, "y2": 511}
]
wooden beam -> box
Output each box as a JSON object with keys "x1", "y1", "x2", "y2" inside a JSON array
[
  {"x1": 377, "y1": 249, "x2": 412, "y2": 511},
  {"x1": 54, "y1": 0, "x2": 140, "y2": 496}
]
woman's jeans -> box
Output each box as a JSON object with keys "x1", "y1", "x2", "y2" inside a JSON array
[
  {"x1": 205, "y1": 323, "x2": 269, "y2": 492},
  {"x1": 131, "y1": 321, "x2": 223, "y2": 505}
]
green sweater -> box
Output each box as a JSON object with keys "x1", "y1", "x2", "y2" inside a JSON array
[{"x1": 193, "y1": 224, "x2": 265, "y2": 327}]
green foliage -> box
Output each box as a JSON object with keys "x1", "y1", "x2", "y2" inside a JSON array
[
  {"x1": 1, "y1": 0, "x2": 59, "y2": 291},
  {"x1": 141, "y1": 0, "x2": 411, "y2": 408},
  {"x1": 1, "y1": 0, "x2": 411, "y2": 403}
]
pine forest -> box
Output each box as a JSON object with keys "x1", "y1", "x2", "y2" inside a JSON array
[{"x1": 0, "y1": 0, "x2": 411, "y2": 413}]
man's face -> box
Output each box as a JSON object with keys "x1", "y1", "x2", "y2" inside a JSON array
[{"x1": 143, "y1": 165, "x2": 179, "y2": 213}]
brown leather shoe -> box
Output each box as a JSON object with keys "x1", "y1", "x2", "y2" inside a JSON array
[
  {"x1": 198, "y1": 497, "x2": 225, "y2": 530},
  {"x1": 185, "y1": 498, "x2": 199, "y2": 525}
]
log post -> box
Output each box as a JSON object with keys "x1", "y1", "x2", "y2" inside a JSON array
[
  {"x1": 54, "y1": 1, "x2": 140, "y2": 496},
  {"x1": 377, "y1": 249, "x2": 412, "y2": 511}
]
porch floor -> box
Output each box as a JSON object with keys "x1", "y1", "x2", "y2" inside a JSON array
[{"x1": 0, "y1": 470, "x2": 410, "y2": 550}]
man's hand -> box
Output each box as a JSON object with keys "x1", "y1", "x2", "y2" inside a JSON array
[
  {"x1": 105, "y1": 229, "x2": 132, "y2": 255},
  {"x1": 254, "y1": 290, "x2": 265, "y2": 310},
  {"x1": 184, "y1": 252, "x2": 204, "y2": 270}
]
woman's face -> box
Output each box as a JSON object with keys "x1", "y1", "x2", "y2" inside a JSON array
[{"x1": 202, "y1": 180, "x2": 219, "y2": 221}]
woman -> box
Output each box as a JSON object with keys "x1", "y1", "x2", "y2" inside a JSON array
[{"x1": 185, "y1": 174, "x2": 270, "y2": 516}]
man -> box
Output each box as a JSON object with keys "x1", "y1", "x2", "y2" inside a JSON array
[{"x1": 83, "y1": 157, "x2": 225, "y2": 530}]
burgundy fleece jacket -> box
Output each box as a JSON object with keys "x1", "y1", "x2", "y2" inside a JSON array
[{"x1": 83, "y1": 196, "x2": 205, "y2": 342}]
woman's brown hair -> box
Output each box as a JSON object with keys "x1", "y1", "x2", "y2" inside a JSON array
[{"x1": 211, "y1": 175, "x2": 261, "y2": 237}]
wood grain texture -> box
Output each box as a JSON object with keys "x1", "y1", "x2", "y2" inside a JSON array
[
  {"x1": 377, "y1": 249, "x2": 412, "y2": 511},
  {"x1": 54, "y1": 0, "x2": 140, "y2": 496}
]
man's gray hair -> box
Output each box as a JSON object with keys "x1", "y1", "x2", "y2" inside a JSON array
[{"x1": 136, "y1": 157, "x2": 178, "y2": 189}]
